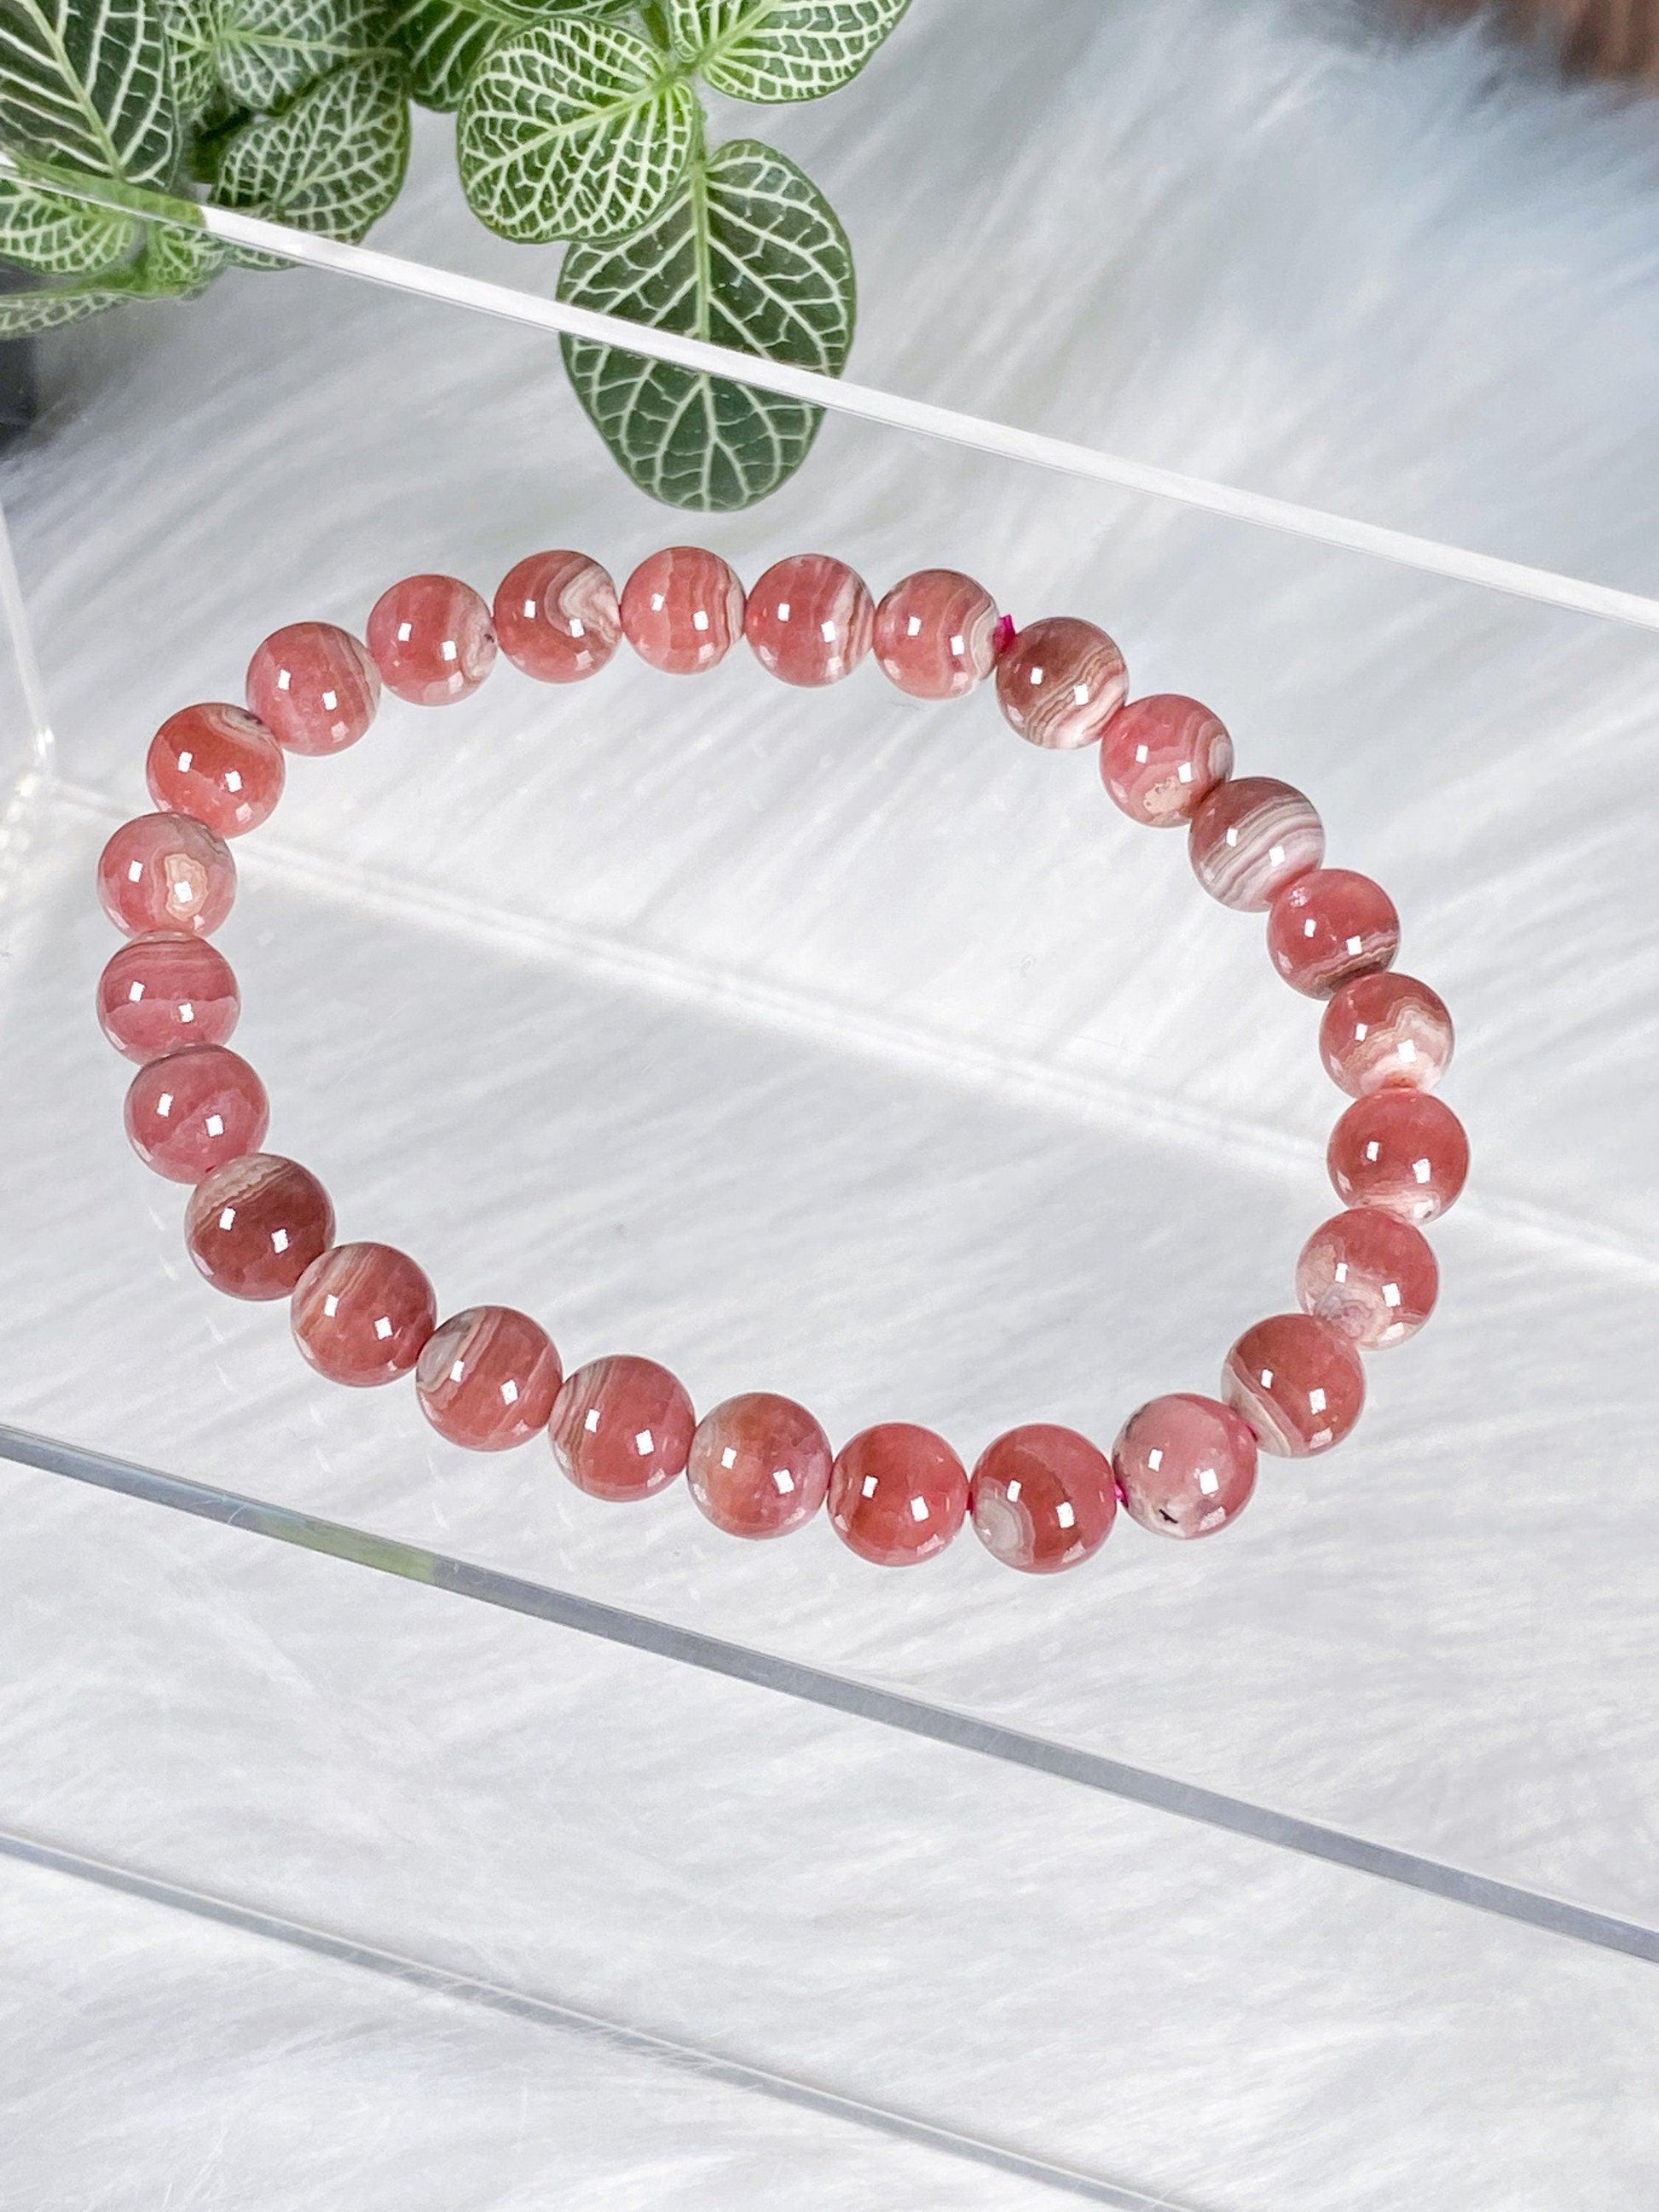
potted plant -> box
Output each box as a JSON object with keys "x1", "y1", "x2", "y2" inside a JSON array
[{"x1": 0, "y1": 0, "x2": 910, "y2": 502}]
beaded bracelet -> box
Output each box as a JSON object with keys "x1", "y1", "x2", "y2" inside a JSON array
[{"x1": 95, "y1": 546, "x2": 1466, "y2": 1575}]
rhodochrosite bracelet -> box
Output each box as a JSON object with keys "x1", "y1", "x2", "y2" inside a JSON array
[{"x1": 95, "y1": 546, "x2": 1468, "y2": 1575}]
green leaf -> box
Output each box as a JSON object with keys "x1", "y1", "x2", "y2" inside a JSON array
[
  {"x1": 388, "y1": 0, "x2": 635, "y2": 113},
  {"x1": 457, "y1": 14, "x2": 698, "y2": 243},
  {"x1": 135, "y1": 212, "x2": 226, "y2": 291},
  {"x1": 202, "y1": 0, "x2": 389, "y2": 113},
  {"x1": 163, "y1": 0, "x2": 227, "y2": 118},
  {"x1": 0, "y1": 170, "x2": 139, "y2": 271},
  {"x1": 667, "y1": 0, "x2": 908, "y2": 102},
  {"x1": 0, "y1": 0, "x2": 177, "y2": 182},
  {"x1": 0, "y1": 276, "x2": 133, "y2": 332},
  {"x1": 0, "y1": 162, "x2": 228, "y2": 316},
  {"x1": 387, "y1": 0, "x2": 529, "y2": 110},
  {"x1": 559, "y1": 136, "x2": 853, "y2": 510},
  {"x1": 210, "y1": 53, "x2": 410, "y2": 240}
]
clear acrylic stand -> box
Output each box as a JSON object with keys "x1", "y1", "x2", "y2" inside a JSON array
[{"x1": 3, "y1": 43, "x2": 1658, "y2": 2204}]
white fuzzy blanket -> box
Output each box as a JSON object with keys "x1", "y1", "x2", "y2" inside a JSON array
[{"x1": 2, "y1": 0, "x2": 1658, "y2": 2203}]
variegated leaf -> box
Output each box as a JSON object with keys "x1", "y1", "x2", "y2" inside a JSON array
[
  {"x1": 162, "y1": 0, "x2": 224, "y2": 117},
  {"x1": 667, "y1": 0, "x2": 908, "y2": 102},
  {"x1": 457, "y1": 14, "x2": 697, "y2": 243},
  {"x1": 0, "y1": 170, "x2": 139, "y2": 271},
  {"x1": 559, "y1": 136, "x2": 853, "y2": 509},
  {"x1": 0, "y1": 278, "x2": 134, "y2": 332},
  {"x1": 386, "y1": 0, "x2": 528, "y2": 110},
  {"x1": 388, "y1": 0, "x2": 634, "y2": 114},
  {"x1": 0, "y1": 0, "x2": 176, "y2": 182},
  {"x1": 211, "y1": 0, "x2": 386, "y2": 113},
  {"x1": 136, "y1": 213, "x2": 226, "y2": 292},
  {"x1": 210, "y1": 53, "x2": 410, "y2": 240}
]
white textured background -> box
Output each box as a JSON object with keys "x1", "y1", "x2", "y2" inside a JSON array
[{"x1": 2, "y1": 0, "x2": 1658, "y2": 2203}]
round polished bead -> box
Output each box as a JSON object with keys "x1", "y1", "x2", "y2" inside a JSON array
[
  {"x1": 96, "y1": 933, "x2": 239, "y2": 1063},
  {"x1": 1099, "y1": 694, "x2": 1233, "y2": 827},
  {"x1": 550, "y1": 1355, "x2": 695, "y2": 1500},
  {"x1": 1188, "y1": 777, "x2": 1324, "y2": 910},
  {"x1": 97, "y1": 813, "x2": 235, "y2": 939},
  {"x1": 745, "y1": 554, "x2": 874, "y2": 686},
  {"x1": 185, "y1": 1152, "x2": 334, "y2": 1301},
  {"x1": 493, "y1": 550, "x2": 621, "y2": 684},
  {"x1": 1320, "y1": 972, "x2": 1454, "y2": 1096},
  {"x1": 620, "y1": 546, "x2": 745, "y2": 674},
  {"x1": 1112, "y1": 1394, "x2": 1259, "y2": 1538},
  {"x1": 828, "y1": 1423, "x2": 968, "y2": 1567},
  {"x1": 1223, "y1": 1314, "x2": 1365, "y2": 1457},
  {"x1": 686, "y1": 1392, "x2": 832, "y2": 1539},
  {"x1": 124, "y1": 1044, "x2": 269, "y2": 1184},
  {"x1": 146, "y1": 702, "x2": 286, "y2": 838},
  {"x1": 873, "y1": 569, "x2": 999, "y2": 699},
  {"x1": 292, "y1": 1241, "x2": 436, "y2": 1386},
  {"x1": 366, "y1": 574, "x2": 497, "y2": 706},
  {"x1": 1266, "y1": 869, "x2": 1400, "y2": 997},
  {"x1": 246, "y1": 621, "x2": 381, "y2": 756},
  {"x1": 994, "y1": 616, "x2": 1128, "y2": 749},
  {"x1": 416, "y1": 1305, "x2": 564, "y2": 1451},
  {"x1": 1328, "y1": 1090, "x2": 1470, "y2": 1223},
  {"x1": 969, "y1": 1424, "x2": 1117, "y2": 1573},
  {"x1": 1297, "y1": 1208, "x2": 1439, "y2": 1349}
]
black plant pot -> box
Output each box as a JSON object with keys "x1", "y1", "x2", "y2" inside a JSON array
[{"x1": 0, "y1": 263, "x2": 40, "y2": 453}]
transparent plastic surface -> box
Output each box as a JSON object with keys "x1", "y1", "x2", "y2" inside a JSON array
[
  {"x1": 3, "y1": 1457, "x2": 1656, "y2": 2212},
  {"x1": 3, "y1": 0, "x2": 1659, "y2": 2198},
  {"x1": 0, "y1": 1837, "x2": 1130, "y2": 2211}
]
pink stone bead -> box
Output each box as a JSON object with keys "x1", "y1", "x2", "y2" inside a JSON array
[
  {"x1": 968, "y1": 1424, "x2": 1117, "y2": 1573},
  {"x1": 246, "y1": 621, "x2": 381, "y2": 756},
  {"x1": 291, "y1": 1241, "x2": 437, "y2": 1387},
  {"x1": 1112, "y1": 1394, "x2": 1259, "y2": 1539},
  {"x1": 1099, "y1": 694, "x2": 1234, "y2": 827},
  {"x1": 97, "y1": 813, "x2": 235, "y2": 939},
  {"x1": 1328, "y1": 1090, "x2": 1470, "y2": 1223},
  {"x1": 146, "y1": 702, "x2": 286, "y2": 838},
  {"x1": 124, "y1": 1044, "x2": 269, "y2": 1184},
  {"x1": 620, "y1": 546, "x2": 745, "y2": 674},
  {"x1": 366, "y1": 574, "x2": 497, "y2": 706},
  {"x1": 1297, "y1": 1209, "x2": 1439, "y2": 1349},
  {"x1": 1223, "y1": 1314, "x2": 1366, "y2": 1458},
  {"x1": 828, "y1": 1423, "x2": 968, "y2": 1567},
  {"x1": 96, "y1": 933, "x2": 240, "y2": 1063},
  {"x1": 686, "y1": 1391, "x2": 832, "y2": 1539},
  {"x1": 550, "y1": 1354, "x2": 695, "y2": 1500},
  {"x1": 493, "y1": 550, "x2": 621, "y2": 684},
  {"x1": 1188, "y1": 776, "x2": 1324, "y2": 910},
  {"x1": 873, "y1": 569, "x2": 999, "y2": 699},
  {"x1": 1266, "y1": 868, "x2": 1400, "y2": 998},
  {"x1": 416, "y1": 1305, "x2": 564, "y2": 1452},
  {"x1": 185, "y1": 1153, "x2": 335, "y2": 1301},
  {"x1": 744, "y1": 554, "x2": 874, "y2": 687},
  {"x1": 994, "y1": 616, "x2": 1129, "y2": 749},
  {"x1": 1321, "y1": 972, "x2": 1454, "y2": 1096}
]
